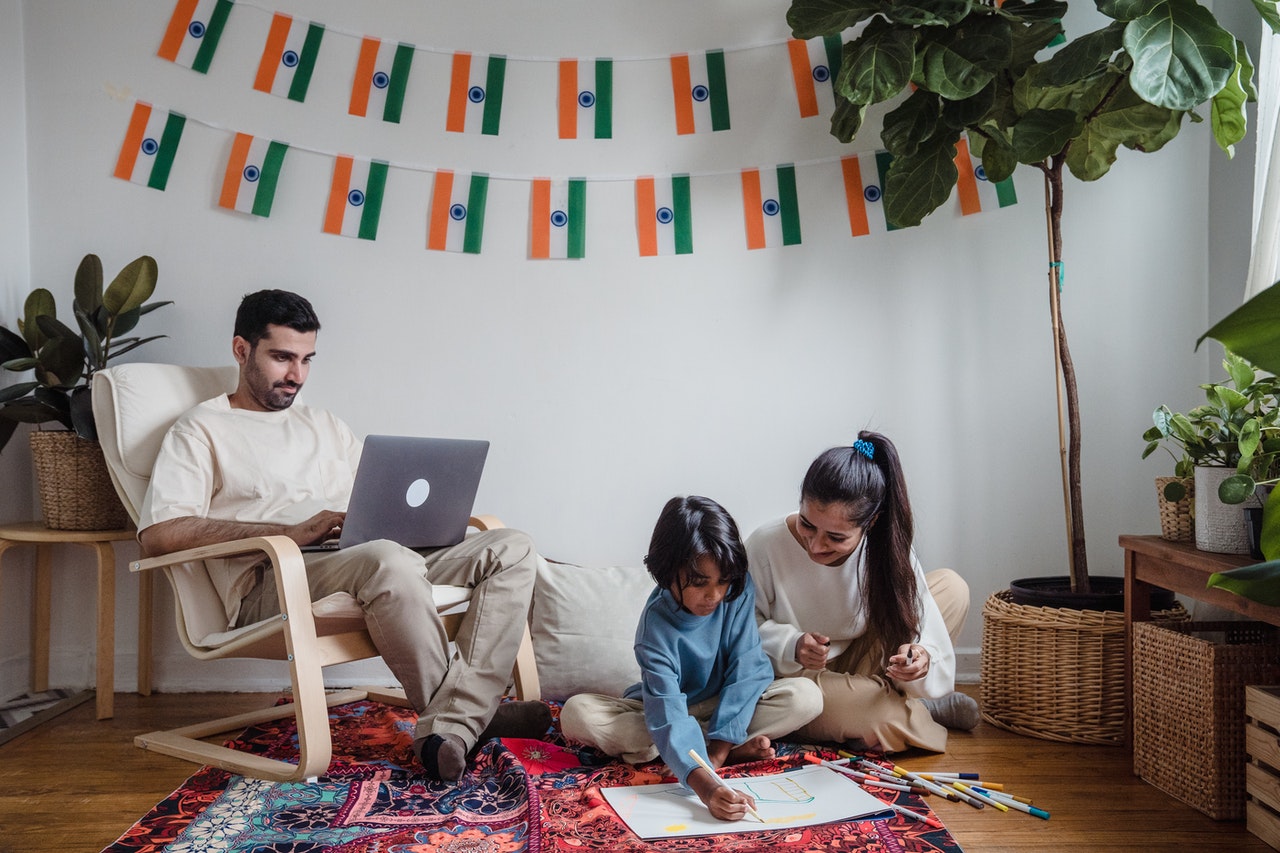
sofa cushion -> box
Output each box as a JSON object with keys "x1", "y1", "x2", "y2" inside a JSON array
[{"x1": 530, "y1": 559, "x2": 655, "y2": 703}]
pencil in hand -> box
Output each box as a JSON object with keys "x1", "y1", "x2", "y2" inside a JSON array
[{"x1": 688, "y1": 749, "x2": 764, "y2": 823}]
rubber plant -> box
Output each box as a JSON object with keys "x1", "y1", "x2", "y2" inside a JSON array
[
  {"x1": 787, "y1": 0, "x2": 1280, "y2": 593},
  {"x1": 0, "y1": 253, "x2": 170, "y2": 453}
]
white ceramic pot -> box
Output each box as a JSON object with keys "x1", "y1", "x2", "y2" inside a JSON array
[{"x1": 1194, "y1": 466, "x2": 1259, "y2": 554}]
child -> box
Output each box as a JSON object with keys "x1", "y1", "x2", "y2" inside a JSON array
[{"x1": 561, "y1": 495, "x2": 822, "y2": 821}]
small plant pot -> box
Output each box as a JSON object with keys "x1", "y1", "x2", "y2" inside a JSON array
[
  {"x1": 1155, "y1": 476, "x2": 1194, "y2": 542},
  {"x1": 1194, "y1": 466, "x2": 1259, "y2": 555}
]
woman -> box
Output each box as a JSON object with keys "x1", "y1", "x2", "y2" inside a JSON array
[{"x1": 747, "y1": 431, "x2": 977, "y2": 753}]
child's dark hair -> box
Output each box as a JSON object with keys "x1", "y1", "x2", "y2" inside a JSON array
[
  {"x1": 234, "y1": 289, "x2": 321, "y2": 346},
  {"x1": 801, "y1": 430, "x2": 918, "y2": 656},
  {"x1": 644, "y1": 495, "x2": 749, "y2": 601}
]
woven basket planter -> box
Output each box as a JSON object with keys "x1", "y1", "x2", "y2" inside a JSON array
[
  {"x1": 1155, "y1": 476, "x2": 1194, "y2": 543},
  {"x1": 980, "y1": 590, "x2": 1188, "y2": 746},
  {"x1": 29, "y1": 430, "x2": 130, "y2": 531}
]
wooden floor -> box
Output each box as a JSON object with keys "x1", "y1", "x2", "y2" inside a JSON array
[{"x1": 0, "y1": 685, "x2": 1273, "y2": 853}]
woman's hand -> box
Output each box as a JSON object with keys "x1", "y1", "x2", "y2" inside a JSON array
[
  {"x1": 794, "y1": 632, "x2": 831, "y2": 671},
  {"x1": 886, "y1": 643, "x2": 929, "y2": 682}
]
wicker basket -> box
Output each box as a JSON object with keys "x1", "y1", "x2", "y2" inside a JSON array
[
  {"x1": 1156, "y1": 476, "x2": 1194, "y2": 543},
  {"x1": 1134, "y1": 621, "x2": 1280, "y2": 820},
  {"x1": 29, "y1": 430, "x2": 130, "y2": 531},
  {"x1": 980, "y1": 590, "x2": 1188, "y2": 746}
]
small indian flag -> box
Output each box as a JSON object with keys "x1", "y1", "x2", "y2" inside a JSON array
[
  {"x1": 670, "y1": 50, "x2": 730, "y2": 135},
  {"x1": 635, "y1": 175, "x2": 692, "y2": 257},
  {"x1": 218, "y1": 133, "x2": 288, "y2": 217},
  {"x1": 323, "y1": 156, "x2": 388, "y2": 241},
  {"x1": 953, "y1": 136, "x2": 1017, "y2": 215},
  {"x1": 427, "y1": 170, "x2": 489, "y2": 254},
  {"x1": 530, "y1": 178, "x2": 586, "y2": 259},
  {"x1": 841, "y1": 152, "x2": 895, "y2": 235},
  {"x1": 253, "y1": 13, "x2": 324, "y2": 103},
  {"x1": 113, "y1": 102, "x2": 186, "y2": 191},
  {"x1": 787, "y1": 36, "x2": 842, "y2": 118},
  {"x1": 558, "y1": 58, "x2": 613, "y2": 139},
  {"x1": 349, "y1": 37, "x2": 414, "y2": 123},
  {"x1": 741, "y1": 165, "x2": 801, "y2": 250},
  {"x1": 446, "y1": 52, "x2": 507, "y2": 135},
  {"x1": 157, "y1": 0, "x2": 234, "y2": 73}
]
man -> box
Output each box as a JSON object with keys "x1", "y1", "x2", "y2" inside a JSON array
[{"x1": 138, "y1": 289, "x2": 547, "y2": 782}]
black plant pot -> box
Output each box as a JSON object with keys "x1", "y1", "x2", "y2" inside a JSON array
[{"x1": 1007, "y1": 575, "x2": 1175, "y2": 612}]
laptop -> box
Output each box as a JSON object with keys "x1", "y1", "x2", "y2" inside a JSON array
[{"x1": 304, "y1": 435, "x2": 490, "y2": 551}]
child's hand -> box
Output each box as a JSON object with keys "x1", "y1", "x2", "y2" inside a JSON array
[
  {"x1": 794, "y1": 632, "x2": 831, "y2": 670},
  {"x1": 886, "y1": 643, "x2": 928, "y2": 682},
  {"x1": 689, "y1": 767, "x2": 758, "y2": 821}
]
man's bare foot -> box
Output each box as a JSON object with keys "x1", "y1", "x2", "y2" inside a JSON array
[{"x1": 725, "y1": 735, "x2": 774, "y2": 765}]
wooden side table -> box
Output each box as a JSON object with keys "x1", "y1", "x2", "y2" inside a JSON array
[{"x1": 0, "y1": 522, "x2": 143, "y2": 720}]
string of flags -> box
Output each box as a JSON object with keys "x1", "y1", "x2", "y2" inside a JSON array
[{"x1": 113, "y1": 100, "x2": 1019, "y2": 258}]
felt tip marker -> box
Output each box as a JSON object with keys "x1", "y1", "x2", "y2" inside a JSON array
[
  {"x1": 974, "y1": 787, "x2": 1050, "y2": 820},
  {"x1": 886, "y1": 802, "x2": 944, "y2": 829},
  {"x1": 688, "y1": 749, "x2": 763, "y2": 823}
]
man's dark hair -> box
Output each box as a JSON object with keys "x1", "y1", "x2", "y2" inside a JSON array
[{"x1": 234, "y1": 290, "x2": 321, "y2": 346}]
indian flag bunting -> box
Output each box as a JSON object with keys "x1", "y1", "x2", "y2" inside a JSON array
[
  {"x1": 447, "y1": 52, "x2": 508, "y2": 135},
  {"x1": 741, "y1": 165, "x2": 800, "y2": 250},
  {"x1": 219, "y1": 133, "x2": 288, "y2": 217},
  {"x1": 635, "y1": 175, "x2": 692, "y2": 256},
  {"x1": 323, "y1": 156, "x2": 388, "y2": 241},
  {"x1": 953, "y1": 136, "x2": 1017, "y2": 215},
  {"x1": 427, "y1": 170, "x2": 489, "y2": 254},
  {"x1": 157, "y1": 0, "x2": 233, "y2": 73},
  {"x1": 253, "y1": 13, "x2": 324, "y2": 103},
  {"x1": 840, "y1": 152, "x2": 895, "y2": 235},
  {"x1": 530, "y1": 178, "x2": 586, "y2": 259},
  {"x1": 670, "y1": 50, "x2": 730, "y2": 135},
  {"x1": 349, "y1": 38, "x2": 414, "y2": 123},
  {"x1": 787, "y1": 36, "x2": 842, "y2": 118},
  {"x1": 113, "y1": 102, "x2": 186, "y2": 191},
  {"x1": 558, "y1": 58, "x2": 613, "y2": 139}
]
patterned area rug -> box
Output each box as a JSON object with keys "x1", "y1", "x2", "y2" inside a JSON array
[{"x1": 102, "y1": 699, "x2": 964, "y2": 852}]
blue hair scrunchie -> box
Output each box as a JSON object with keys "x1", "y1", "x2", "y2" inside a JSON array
[{"x1": 852, "y1": 438, "x2": 875, "y2": 460}]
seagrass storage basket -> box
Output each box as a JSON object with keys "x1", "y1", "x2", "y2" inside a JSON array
[
  {"x1": 29, "y1": 430, "x2": 130, "y2": 531},
  {"x1": 1134, "y1": 621, "x2": 1280, "y2": 820},
  {"x1": 1156, "y1": 476, "x2": 1194, "y2": 543},
  {"x1": 980, "y1": 590, "x2": 1187, "y2": 745}
]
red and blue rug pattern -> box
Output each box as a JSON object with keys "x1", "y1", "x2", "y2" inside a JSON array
[{"x1": 102, "y1": 700, "x2": 963, "y2": 853}]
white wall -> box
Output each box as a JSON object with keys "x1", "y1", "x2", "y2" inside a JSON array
[{"x1": 2, "y1": 0, "x2": 1245, "y2": 696}]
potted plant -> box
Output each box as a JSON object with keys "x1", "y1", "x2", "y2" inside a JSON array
[
  {"x1": 1142, "y1": 351, "x2": 1280, "y2": 553},
  {"x1": 0, "y1": 253, "x2": 170, "y2": 529},
  {"x1": 785, "y1": 0, "x2": 1278, "y2": 597}
]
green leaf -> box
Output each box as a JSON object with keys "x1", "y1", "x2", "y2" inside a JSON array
[
  {"x1": 830, "y1": 96, "x2": 868, "y2": 143},
  {"x1": 883, "y1": 0, "x2": 972, "y2": 27},
  {"x1": 1142, "y1": 440, "x2": 1159, "y2": 459},
  {"x1": 787, "y1": 0, "x2": 882, "y2": 39},
  {"x1": 992, "y1": 0, "x2": 1068, "y2": 23},
  {"x1": 1066, "y1": 83, "x2": 1183, "y2": 180},
  {"x1": 838, "y1": 19, "x2": 916, "y2": 105},
  {"x1": 1099, "y1": 0, "x2": 1162, "y2": 20},
  {"x1": 1219, "y1": 474, "x2": 1257, "y2": 504},
  {"x1": 883, "y1": 139, "x2": 961, "y2": 227},
  {"x1": 1252, "y1": 0, "x2": 1280, "y2": 35},
  {"x1": 103, "y1": 255, "x2": 158, "y2": 316},
  {"x1": 1011, "y1": 108, "x2": 1080, "y2": 163},
  {"x1": 1240, "y1": 418, "x2": 1262, "y2": 459},
  {"x1": 1009, "y1": 20, "x2": 1065, "y2": 73},
  {"x1": 1163, "y1": 480, "x2": 1188, "y2": 501},
  {"x1": 0, "y1": 398, "x2": 67, "y2": 426},
  {"x1": 975, "y1": 129, "x2": 1018, "y2": 182},
  {"x1": 1038, "y1": 23, "x2": 1125, "y2": 86},
  {"x1": 0, "y1": 381, "x2": 38, "y2": 403},
  {"x1": 1263, "y1": 485, "x2": 1280, "y2": 559},
  {"x1": 1207, "y1": 560, "x2": 1280, "y2": 606},
  {"x1": 1225, "y1": 351, "x2": 1255, "y2": 390},
  {"x1": 942, "y1": 81, "x2": 997, "y2": 129},
  {"x1": 106, "y1": 334, "x2": 167, "y2": 361},
  {"x1": 1124, "y1": 0, "x2": 1237, "y2": 111},
  {"x1": 0, "y1": 325, "x2": 32, "y2": 363},
  {"x1": 73, "y1": 253, "x2": 103, "y2": 318},
  {"x1": 21, "y1": 288, "x2": 56, "y2": 352},
  {"x1": 882, "y1": 89, "x2": 944, "y2": 158},
  {"x1": 916, "y1": 30, "x2": 997, "y2": 100},
  {"x1": 1210, "y1": 41, "x2": 1251, "y2": 158},
  {"x1": 34, "y1": 333, "x2": 85, "y2": 389},
  {"x1": 74, "y1": 304, "x2": 104, "y2": 371},
  {"x1": 1198, "y1": 281, "x2": 1280, "y2": 375}
]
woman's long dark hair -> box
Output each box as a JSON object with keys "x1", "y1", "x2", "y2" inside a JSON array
[{"x1": 801, "y1": 430, "x2": 918, "y2": 657}]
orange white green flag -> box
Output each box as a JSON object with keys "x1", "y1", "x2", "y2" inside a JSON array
[
  {"x1": 741, "y1": 165, "x2": 801, "y2": 250},
  {"x1": 349, "y1": 38, "x2": 415, "y2": 123},
  {"x1": 157, "y1": 0, "x2": 234, "y2": 74},
  {"x1": 635, "y1": 175, "x2": 692, "y2": 257},
  {"x1": 113, "y1": 102, "x2": 186, "y2": 191},
  {"x1": 558, "y1": 58, "x2": 613, "y2": 139},
  {"x1": 253, "y1": 13, "x2": 324, "y2": 103},
  {"x1": 953, "y1": 136, "x2": 1017, "y2": 215},
  {"x1": 447, "y1": 52, "x2": 508, "y2": 135},
  {"x1": 530, "y1": 178, "x2": 587, "y2": 259},
  {"x1": 787, "y1": 36, "x2": 842, "y2": 118},
  {"x1": 427, "y1": 170, "x2": 489, "y2": 254},
  {"x1": 218, "y1": 133, "x2": 288, "y2": 217},
  {"x1": 323, "y1": 156, "x2": 388, "y2": 241},
  {"x1": 670, "y1": 50, "x2": 730, "y2": 135},
  {"x1": 840, "y1": 152, "x2": 894, "y2": 236}
]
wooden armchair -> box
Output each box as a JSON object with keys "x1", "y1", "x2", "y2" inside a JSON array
[{"x1": 91, "y1": 362, "x2": 538, "y2": 781}]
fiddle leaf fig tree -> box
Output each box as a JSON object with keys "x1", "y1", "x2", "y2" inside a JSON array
[{"x1": 788, "y1": 0, "x2": 1280, "y2": 594}]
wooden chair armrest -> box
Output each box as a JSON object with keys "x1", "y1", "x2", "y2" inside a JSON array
[{"x1": 129, "y1": 534, "x2": 304, "y2": 573}]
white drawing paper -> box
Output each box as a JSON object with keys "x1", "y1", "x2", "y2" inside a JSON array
[{"x1": 598, "y1": 764, "x2": 893, "y2": 839}]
